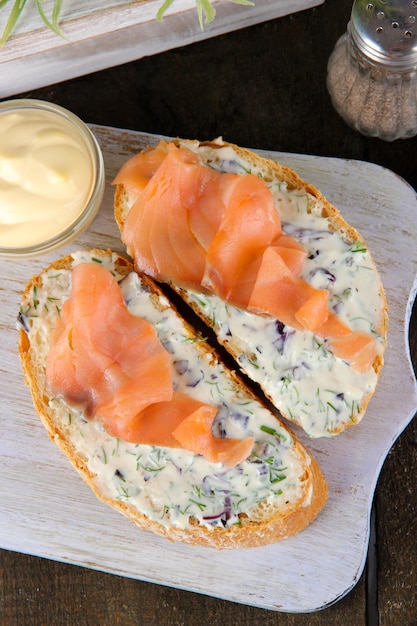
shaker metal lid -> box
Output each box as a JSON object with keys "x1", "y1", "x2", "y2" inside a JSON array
[{"x1": 350, "y1": 0, "x2": 417, "y2": 68}]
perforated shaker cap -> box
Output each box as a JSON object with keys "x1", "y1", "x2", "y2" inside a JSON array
[{"x1": 350, "y1": 0, "x2": 417, "y2": 68}]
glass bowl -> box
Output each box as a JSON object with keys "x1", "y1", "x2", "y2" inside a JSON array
[{"x1": 0, "y1": 99, "x2": 105, "y2": 259}]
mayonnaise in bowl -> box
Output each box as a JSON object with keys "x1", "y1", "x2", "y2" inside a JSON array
[{"x1": 0, "y1": 99, "x2": 104, "y2": 259}]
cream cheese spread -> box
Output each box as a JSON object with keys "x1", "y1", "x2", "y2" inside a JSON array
[
  {"x1": 18, "y1": 251, "x2": 311, "y2": 532},
  {"x1": 0, "y1": 108, "x2": 94, "y2": 248},
  {"x1": 182, "y1": 143, "x2": 386, "y2": 437}
]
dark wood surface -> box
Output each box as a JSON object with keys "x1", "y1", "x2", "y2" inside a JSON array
[{"x1": 1, "y1": 1, "x2": 416, "y2": 624}]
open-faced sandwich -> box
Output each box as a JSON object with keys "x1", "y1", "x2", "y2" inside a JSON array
[
  {"x1": 17, "y1": 249, "x2": 328, "y2": 549},
  {"x1": 113, "y1": 137, "x2": 388, "y2": 438}
]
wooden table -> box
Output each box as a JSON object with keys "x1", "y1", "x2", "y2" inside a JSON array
[{"x1": 1, "y1": 0, "x2": 416, "y2": 623}]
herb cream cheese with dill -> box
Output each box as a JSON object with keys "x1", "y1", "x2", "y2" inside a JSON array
[
  {"x1": 182, "y1": 143, "x2": 386, "y2": 438},
  {"x1": 18, "y1": 251, "x2": 311, "y2": 532}
]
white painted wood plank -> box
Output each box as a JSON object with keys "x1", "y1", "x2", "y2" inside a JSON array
[
  {"x1": 0, "y1": 125, "x2": 416, "y2": 613},
  {"x1": 0, "y1": 0, "x2": 325, "y2": 98}
]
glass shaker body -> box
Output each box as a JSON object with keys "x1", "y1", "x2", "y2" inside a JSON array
[{"x1": 327, "y1": 19, "x2": 417, "y2": 142}]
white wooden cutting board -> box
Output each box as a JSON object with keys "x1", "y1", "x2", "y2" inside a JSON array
[
  {"x1": 0, "y1": 126, "x2": 416, "y2": 613},
  {"x1": 0, "y1": 0, "x2": 324, "y2": 99}
]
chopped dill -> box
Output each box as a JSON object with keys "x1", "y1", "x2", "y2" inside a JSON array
[
  {"x1": 182, "y1": 335, "x2": 208, "y2": 343},
  {"x1": 350, "y1": 241, "x2": 367, "y2": 253},
  {"x1": 117, "y1": 485, "x2": 130, "y2": 499},
  {"x1": 188, "y1": 498, "x2": 207, "y2": 511},
  {"x1": 260, "y1": 424, "x2": 288, "y2": 443}
]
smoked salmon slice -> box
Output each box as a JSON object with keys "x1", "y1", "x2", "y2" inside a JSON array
[
  {"x1": 203, "y1": 173, "x2": 281, "y2": 301},
  {"x1": 122, "y1": 148, "x2": 210, "y2": 289},
  {"x1": 46, "y1": 262, "x2": 173, "y2": 423},
  {"x1": 247, "y1": 246, "x2": 313, "y2": 329},
  {"x1": 328, "y1": 331, "x2": 379, "y2": 373},
  {"x1": 272, "y1": 233, "x2": 306, "y2": 252},
  {"x1": 270, "y1": 233, "x2": 307, "y2": 276},
  {"x1": 295, "y1": 289, "x2": 329, "y2": 332},
  {"x1": 172, "y1": 407, "x2": 255, "y2": 467},
  {"x1": 112, "y1": 140, "x2": 174, "y2": 194},
  {"x1": 188, "y1": 172, "x2": 231, "y2": 250},
  {"x1": 46, "y1": 262, "x2": 253, "y2": 466},
  {"x1": 314, "y1": 312, "x2": 352, "y2": 338},
  {"x1": 116, "y1": 140, "x2": 378, "y2": 373},
  {"x1": 109, "y1": 392, "x2": 215, "y2": 446}
]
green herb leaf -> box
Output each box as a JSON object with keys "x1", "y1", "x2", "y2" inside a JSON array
[
  {"x1": 260, "y1": 424, "x2": 289, "y2": 443},
  {"x1": 260, "y1": 424, "x2": 278, "y2": 436},
  {"x1": 156, "y1": 0, "x2": 175, "y2": 22},
  {"x1": 157, "y1": 0, "x2": 254, "y2": 30},
  {"x1": 350, "y1": 241, "x2": 367, "y2": 254},
  {"x1": 0, "y1": 0, "x2": 66, "y2": 47},
  {"x1": 36, "y1": 0, "x2": 65, "y2": 38},
  {"x1": 0, "y1": 0, "x2": 27, "y2": 48},
  {"x1": 197, "y1": 0, "x2": 216, "y2": 29}
]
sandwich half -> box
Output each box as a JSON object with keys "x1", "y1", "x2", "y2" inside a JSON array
[
  {"x1": 17, "y1": 249, "x2": 327, "y2": 549},
  {"x1": 114, "y1": 138, "x2": 388, "y2": 438}
]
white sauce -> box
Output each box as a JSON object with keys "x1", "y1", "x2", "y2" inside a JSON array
[
  {"x1": 19, "y1": 251, "x2": 310, "y2": 532},
  {"x1": 0, "y1": 109, "x2": 94, "y2": 248},
  {"x1": 182, "y1": 144, "x2": 386, "y2": 437}
]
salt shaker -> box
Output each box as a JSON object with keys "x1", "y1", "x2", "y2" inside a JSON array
[{"x1": 327, "y1": 0, "x2": 417, "y2": 141}]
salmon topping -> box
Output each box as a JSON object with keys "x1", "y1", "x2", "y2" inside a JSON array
[
  {"x1": 45, "y1": 263, "x2": 253, "y2": 466},
  {"x1": 173, "y1": 409, "x2": 255, "y2": 467},
  {"x1": 115, "y1": 141, "x2": 379, "y2": 372},
  {"x1": 112, "y1": 140, "x2": 175, "y2": 195}
]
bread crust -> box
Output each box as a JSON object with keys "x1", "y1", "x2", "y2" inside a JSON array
[
  {"x1": 114, "y1": 137, "x2": 388, "y2": 437},
  {"x1": 18, "y1": 249, "x2": 328, "y2": 549}
]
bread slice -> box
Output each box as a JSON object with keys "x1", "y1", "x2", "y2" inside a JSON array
[
  {"x1": 114, "y1": 137, "x2": 388, "y2": 438},
  {"x1": 17, "y1": 249, "x2": 327, "y2": 549}
]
